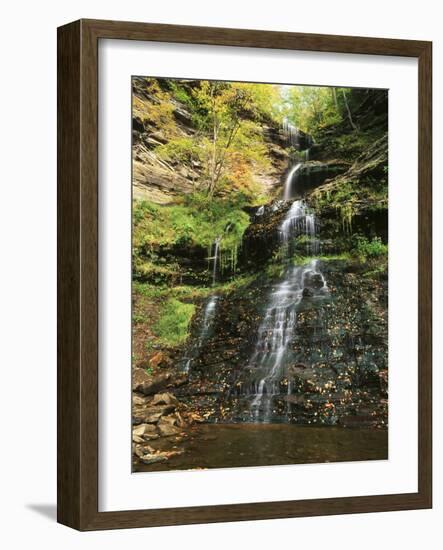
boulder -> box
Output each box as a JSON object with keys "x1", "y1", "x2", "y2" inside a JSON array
[
  {"x1": 159, "y1": 414, "x2": 179, "y2": 426},
  {"x1": 132, "y1": 370, "x2": 172, "y2": 396},
  {"x1": 304, "y1": 271, "x2": 325, "y2": 290},
  {"x1": 132, "y1": 394, "x2": 149, "y2": 406},
  {"x1": 132, "y1": 410, "x2": 162, "y2": 425},
  {"x1": 158, "y1": 419, "x2": 181, "y2": 437},
  {"x1": 137, "y1": 449, "x2": 184, "y2": 465},
  {"x1": 148, "y1": 351, "x2": 169, "y2": 369},
  {"x1": 133, "y1": 444, "x2": 155, "y2": 459},
  {"x1": 132, "y1": 404, "x2": 176, "y2": 425},
  {"x1": 133, "y1": 423, "x2": 159, "y2": 441},
  {"x1": 139, "y1": 453, "x2": 168, "y2": 465},
  {"x1": 151, "y1": 392, "x2": 179, "y2": 407}
]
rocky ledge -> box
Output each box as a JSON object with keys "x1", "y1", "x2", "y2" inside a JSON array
[{"x1": 132, "y1": 369, "x2": 206, "y2": 467}]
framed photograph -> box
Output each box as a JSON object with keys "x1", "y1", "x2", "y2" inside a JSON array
[{"x1": 57, "y1": 19, "x2": 432, "y2": 530}]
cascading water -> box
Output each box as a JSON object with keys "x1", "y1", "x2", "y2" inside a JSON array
[
  {"x1": 183, "y1": 295, "x2": 219, "y2": 373},
  {"x1": 305, "y1": 212, "x2": 319, "y2": 255},
  {"x1": 249, "y1": 260, "x2": 327, "y2": 421},
  {"x1": 242, "y1": 200, "x2": 328, "y2": 422},
  {"x1": 255, "y1": 205, "x2": 265, "y2": 217},
  {"x1": 280, "y1": 200, "x2": 320, "y2": 255},
  {"x1": 182, "y1": 237, "x2": 221, "y2": 373},
  {"x1": 209, "y1": 237, "x2": 221, "y2": 285},
  {"x1": 283, "y1": 163, "x2": 302, "y2": 200},
  {"x1": 282, "y1": 118, "x2": 313, "y2": 151},
  {"x1": 282, "y1": 119, "x2": 301, "y2": 148}
]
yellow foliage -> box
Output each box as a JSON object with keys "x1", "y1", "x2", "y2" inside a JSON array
[{"x1": 132, "y1": 79, "x2": 178, "y2": 138}]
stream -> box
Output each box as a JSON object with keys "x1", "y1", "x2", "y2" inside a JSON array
[{"x1": 135, "y1": 423, "x2": 387, "y2": 472}]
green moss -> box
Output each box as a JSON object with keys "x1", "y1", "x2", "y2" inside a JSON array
[
  {"x1": 362, "y1": 264, "x2": 387, "y2": 279},
  {"x1": 133, "y1": 273, "x2": 257, "y2": 304},
  {"x1": 132, "y1": 258, "x2": 180, "y2": 284},
  {"x1": 286, "y1": 244, "x2": 386, "y2": 267},
  {"x1": 153, "y1": 298, "x2": 196, "y2": 346},
  {"x1": 214, "y1": 273, "x2": 258, "y2": 292},
  {"x1": 132, "y1": 312, "x2": 146, "y2": 325},
  {"x1": 265, "y1": 263, "x2": 286, "y2": 278},
  {"x1": 133, "y1": 194, "x2": 250, "y2": 277},
  {"x1": 168, "y1": 81, "x2": 198, "y2": 111},
  {"x1": 134, "y1": 282, "x2": 213, "y2": 301},
  {"x1": 291, "y1": 253, "x2": 352, "y2": 266}
]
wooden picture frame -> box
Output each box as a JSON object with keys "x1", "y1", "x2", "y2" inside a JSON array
[{"x1": 57, "y1": 18, "x2": 432, "y2": 530}]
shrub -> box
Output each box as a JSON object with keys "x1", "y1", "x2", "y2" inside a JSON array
[
  {"x1": 156, "y1": 137, "x2": 203, "y2": 164},
  {"x1": 352, "y1": 236, "x2": 388, "y2": 260}
]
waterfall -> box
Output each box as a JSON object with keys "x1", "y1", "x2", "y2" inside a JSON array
[
  {"x1": 282, "y1": 118, "x2": 301, "y2": 148},
  {"x1": 209, "y1": 237, "x2": 221, "y2": 285},
  {"x1": 281, "y1": 200, "x2": 307, "y2": 241},
  {"x1": 244, "y1": 200, "x2": 328, "y2": 422},
  {"x1": 305, "y1": 212, "x2": 319, "y2": 255},
  {"x1": 280, "y1": 200, "x2": 319, "y2": 254},
  {"x1": 183, "y1": 295, "x2": 219, "y2": 374},
  {"x1": 183, "y1": 237, "x2": 222, "y2": 374},
  {"x1": 249, "y1": 260, "x2": 327, "y2": 421},
  {"x1": 283, "y1": 163, "x2": 302, "y2": 200}
]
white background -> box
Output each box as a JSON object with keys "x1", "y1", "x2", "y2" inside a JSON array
[
  {"x1": 0, "y1": 0, "x2": 441, "y2": 547},
  {"x1": 100, "y1": 41, "x2": 418, "y2": 511}
]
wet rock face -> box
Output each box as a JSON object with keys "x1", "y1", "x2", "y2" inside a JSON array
[
  {"x1": 181, "y1": 259, "x2": 388, "y2": 429},
  {"x1": 319, "y1": 208, "x2": 388, "y2": 255},
  {"x1": 239, "y1": 202, "x2": 292, "y2": 269},
  {"x1": 303, "y1": 271, "x2": 326, "y2": 290},
  {"x1": 286, "y1": 161, "x2": 349, "y2": 199}
]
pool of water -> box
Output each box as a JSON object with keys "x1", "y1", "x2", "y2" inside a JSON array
[{"x1": 133, "y1": 423, "x2": 388, "y2": 473}]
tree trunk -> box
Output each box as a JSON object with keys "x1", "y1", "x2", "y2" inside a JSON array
[
  {"x1": 332, "y1": 87, "x2": 338, "y2": 110},
  {"x1": 341, "y1": 89, "x2": 358, "y2": 131}
]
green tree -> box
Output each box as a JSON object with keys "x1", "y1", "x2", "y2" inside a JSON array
[
  {"x1": 282, "y1": 86, "x2": 347, "y2": 136},
  {"x1": 192, "y1": 82, "x2": 260, "y2": 197}
]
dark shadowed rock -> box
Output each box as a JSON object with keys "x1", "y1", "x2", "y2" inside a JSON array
[
  {"x1": 173, "y1": 105, "x2": 193, "y2": 125},
  {"x1": 303, "y1": 271, "x2": 325, "y2": 290}
]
